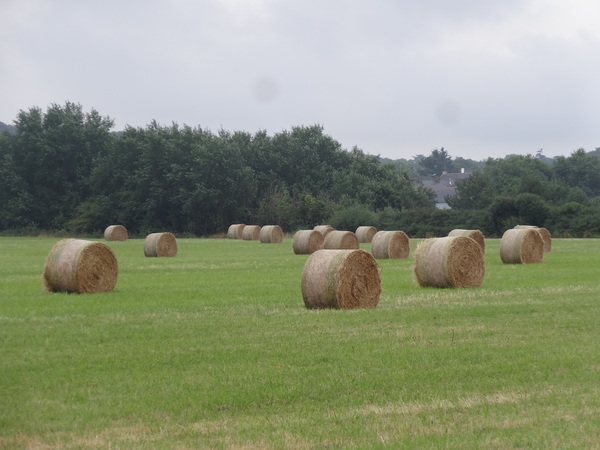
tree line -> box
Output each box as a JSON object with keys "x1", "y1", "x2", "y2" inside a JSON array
[{"x1": 1, "y1": 102, "x2": 599, "y2": 237}]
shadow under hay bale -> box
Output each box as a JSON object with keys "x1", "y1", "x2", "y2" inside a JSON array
[
  {"x1": 313, "y1": 225, "x2": 334, "y2": 237},
  {"x1": 514, "y1": 225, "x2": 552, "y2": 252},
  {"x1": 301, "y1": 249, "x2": 381, "y2": 309},
  {"x1": 448, "y1": 229, "x2": 485, "y2": 254},
  {"x1": 500, "y1": 228, "x2": 544, "y2": 264},
  {"x1": 355, "y1": 226, "x2": 377, "y2": 243},
  {"x1": 43, "y1": 239, "x2": 118, "y2": 293},
  {"x1": 259, "y1": 225, "x2": 284, "y2": 243},
  {"x1": 371, "y1": 230, "x2": 410, "y2": 259},
  {"x1": 324, "y1": 230, "x2": 359, "y2": 249},
  {"x1": 242, "y1": 225, "x2": 261, "y2": 241},
  {"x1": 292, "y1": 230, "x2": 324, "y2": 254},
  {"x1": 227, "y1": 224, "x2": 245, "y2": 239},
  {"x1": 413, "y1": 236, "x2": 485, "y2": 288},
  {"x1": 144, "y1": 232, "x2": 178, "y2": 257},
  {"x1": 104, "y1": 225, "x2": 128, "y2": 241}
]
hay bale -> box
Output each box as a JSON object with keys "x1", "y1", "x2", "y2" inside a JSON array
[
  {"x1": 227, "y1": 224, "x2": 245, "y2": 239},
  {"x1": 43, "y1": 239, "x2": 118, "y2": 293},
  {"x1": 103, "y1": 224, "x2": 128, "y2": 241},
  {"x1": 413, "y1": 236, "x2": 485, "y2": 288},
  {"x1": 292, "y1": 230, "x2": 324, "y2": 254},
  {"x1": 514, "y1": 225, "x2": 552, "y2": 252},
  {"x1": 355, "y1": 226, "x2": 377, "y2": 243},
  {"x1": 313, "y1": 225, "x2": 334, "y2": 237},
  {"x1": 500, "y1": 228, "x2": 544, "y2": 264},
  {"x1": 448, "y1": 229, "x2": 485, "y2": 254},
  {"x1": 324, "y1": 230, "x2": 359, "y2": 249},
  {"x1": 242, "y1": 225, "x2": 261, "y2": 240},
  {"x1": 144, "y1": 232, "x2": 178, "y2": 257},
  {"x1": 301, "y1": 249, "x2": 381, "y2": 309},
  {"x1": 371, "y1": 230, "x2": 410, "y2": 259},
  {"x1": 259, "y1": 225, "x2": 284, "y2": 243}
]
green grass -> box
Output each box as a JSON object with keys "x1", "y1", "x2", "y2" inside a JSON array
[{"x1": 1, "y1": 237, "x2": 600, "y2": 448}]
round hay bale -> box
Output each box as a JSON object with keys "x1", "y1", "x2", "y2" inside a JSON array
[
  {"x1": 514, "y1": 225, "x2": 552, "y2": 252},
  {"x1": 355, "y1": 226, "x2": 377, "y2": 243},
  {"x1": 371, "y1": 230, "x2": 410, "y2": 259},
  {"x1": 104, "y1": 224, "x2": 128, "y2": 241},
  {"x1": 242, "y1": 225, "x2": 261, "y2": 240},
  {"x1": 413, "y1": 236, "x2": 485, "y2": 288},
  {"x1": 259, "y1": 225, "x2": 284, "y2": 243},
  {"x1": 227, "y1": 224, "x2": 246, "y2": 239},
  {"x1": 448, "y1": 229, "x2": 485, "y2": 254},
  {"x1": 301, "y1": 249, "x2": 381, "y2": 309},
  {"x1": 324, "y1": 230, "x2": 359, "y2": 249},
  {"x1": 43, "y1": 239, "x2": 118, "y2": 293},
  {"x1": 313, "y1": 225, "x2": 334, "y2": 237},
  {"x1": 292, "y1": 230, "x2": 324, "y2": 254},
  {"x1": 500, "y1": 228, "x2": 544, "y2": 264},
  {"x1": 144, "y1": 232, "x2": 178, "y2": 257}
]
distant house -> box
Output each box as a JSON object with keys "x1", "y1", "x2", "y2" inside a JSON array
[{"x1": 419, "y1": 169, "x2": 471, "y2": 209}]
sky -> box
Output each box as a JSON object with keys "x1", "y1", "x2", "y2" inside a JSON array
[{"x1": 1, "y1": 0, "x2": 599, "y2": 161}]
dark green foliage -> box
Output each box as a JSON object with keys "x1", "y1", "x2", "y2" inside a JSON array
[
  {"x1": 328, "y1": 204, "x2": 377, "y2": 231},
  {"x1": 1, "y1": 102, "x2": 600, "y2": 237}
]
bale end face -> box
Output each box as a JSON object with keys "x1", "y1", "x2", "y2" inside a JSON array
[{"x1": 301, "y1": 249, "x2": 381, "y2": 309}]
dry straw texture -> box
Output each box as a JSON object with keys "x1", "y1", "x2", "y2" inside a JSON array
[
  {"x1": 144, "y1": 232, "x2": 178, "y2": 257},
  {"x1": 301, "y1": 249, "x2": 381, "y2": 309},
  {"x1": 448, "y1": 229, "x2": 485, "y2": 254},
  {"x1": 292, "y1": 230, "x2": 324, "y2": 254},
  {"x1": 324, "y1": 230, "x2": 359, "y2": 249},
  {"x1": 313, "y1": 225, "x2": 334, "y2": 237},
  {"x1": 43, "y1": 239, "x2": 118, "y2": 293},
  {"x1": 355, "y1": 226, "x2": 377, "y2": 243},
  {"x1": 103, "y1": 225, "x2": 128, "y2": 241},
  {"x1": 500, "y1": 228, "x2": 544, "y2": 264},
  {"x1": 227, "y1": 224, "x2": 245, "y2": 239},
  {"x1": 371, "y1": 230, "x2": 410, "y2": 259},
  {"x1": 242, "y1": 225, "x2": 261, "y2": 241},
  {"x1": 514, "y1": 225, "x2": 552, "y2": 252},
  {"x1": 413, "y1": 236, "x2": 485, "y2": 288},
  {"x1": 259, "y1": 225, "x2": 284, "y2": 243}
]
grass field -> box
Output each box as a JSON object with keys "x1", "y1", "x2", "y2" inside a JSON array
[{"x1": 1, "y1": 236, "x2": 600, "y2": 448}]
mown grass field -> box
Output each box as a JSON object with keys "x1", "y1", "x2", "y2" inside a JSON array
[{"x1": 1, "y1": 236, "x2": 600, "y2": 449}]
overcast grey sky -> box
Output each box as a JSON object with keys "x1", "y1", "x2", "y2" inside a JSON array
[{"x1": 1, "y1": 0, "x2": 599, "y2": 160}]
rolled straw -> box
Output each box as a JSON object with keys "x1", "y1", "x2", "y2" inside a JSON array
[
  {"x1": 301, "y1": 249, "x2": 381, "y2": 309},
  {"x1": 43, "y1": 239, "x2": 118, "y2": 293},
  {"x1": 413, "y1": 236, "x2": 485, "y2": 288}
]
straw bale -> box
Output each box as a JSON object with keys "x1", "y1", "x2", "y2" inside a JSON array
[
  {"x1": 144, "y1": 232, "x2": 178, "y2": 257},
  {"x1": 324, "y1": 230, "x2": 359, "y2": 249},
  {"x1": 292, "y1": 230, "x2": 324, "y2": 254},
  {"x1": 355, "y1": 226, "x2": 377, "y2": 243},
  {"x1": 104, "y1": 225, "x2": 128, "y2": 241},
  {"x1": 371, "y1": 230, "x2": 410, "y2": 259},
  {"x1": 259, "y1": 225, "x2": 284, "y2": 243},
  {"x1": 301, "y1": 249, "x2": 381, "y2": 309},
  {"x1": 448, "y1": 229, "x2": 485, "y2": 254},
  {"x1": 313, "y1": 225, "x2": 334, "y2": 237},
  {"x1": 227, "y1": 224, "x2": 246, "y2": 239},
  {"x1": 514, "y1": 225, "x2": 552, "y2": 252},
  {"x1": 500, "y1": 228, "x2": 544, "y2": 264},
  {"x1": 413, "y1": 236, "x2": 485, "y2": 288},
  {"x1": 242, "y1": 225, "x2": 261, "y2": 241},
  {"x1": 43, "y1": 239, "x2": 118, "y2": 293}
]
